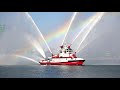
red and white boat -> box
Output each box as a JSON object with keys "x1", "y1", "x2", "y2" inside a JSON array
[{"x1": 39, "y1": 43, "x2": 85, "y2": 65}]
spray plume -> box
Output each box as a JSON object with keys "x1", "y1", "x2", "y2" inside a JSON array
[
  {"x1": 61, "y1": 12, "x2": 78, "y2": 45},
  {"x1": 25, "y1": 12, "x2": 52, "y2": 54},
  {"x1": 76, "y1": 12, "x2": 105, "y2": 53}
]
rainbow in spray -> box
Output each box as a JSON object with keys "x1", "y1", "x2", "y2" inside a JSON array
[
  {"x1": 13, "y1": 12, "x2": 105, "y2": 65},
  {"x1": 14, "y1": 12, "x2": 97, "y2": 56}
]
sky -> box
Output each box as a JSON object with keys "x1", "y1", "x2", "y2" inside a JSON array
[
  {"x1": 29, "y1": 12, "x2": 72, "y2": 34},
  {"x1": 28, "y1": 12, "x2": 94, "y2": 35}
]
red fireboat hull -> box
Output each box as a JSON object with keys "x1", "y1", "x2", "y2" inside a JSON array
[{"x1": 39, "y1": 60, "x2": 85, "y2": 66}]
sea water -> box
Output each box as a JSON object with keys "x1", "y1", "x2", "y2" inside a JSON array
[{"x1": 0, "y1": 64, "x2": 120, "y2": 78}]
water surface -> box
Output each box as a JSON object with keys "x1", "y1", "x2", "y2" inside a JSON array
[{"x1": 0, "y1": 65, "x2": 120, "y2": 78}]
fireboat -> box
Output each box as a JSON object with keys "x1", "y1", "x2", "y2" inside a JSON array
[{"x1": 39, "y1": 43, "x2": 85, "y2": 65}]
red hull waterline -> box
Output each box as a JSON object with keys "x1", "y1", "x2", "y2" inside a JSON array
[{"x1": 39, "y1": 60, "x2": 85, "y2": 66}]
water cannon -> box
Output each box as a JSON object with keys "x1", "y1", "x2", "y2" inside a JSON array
[
  {"x1": 68, "y1": 44, "x2": 72, "y2": 48},
  {"x1": 68, "y1": 45, "x2": 70, "y2": 49},
  {"x1": 60, "y1": 45, "x2": 63, "y2": 48}
]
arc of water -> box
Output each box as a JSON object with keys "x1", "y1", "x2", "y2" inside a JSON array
[
  {"x1": 14, "y1": 54, "x2": 40, "y2": 64},
  {"x1": 61, "y1": 12, "x2": 78, "y2": 45},
  {"x1": 71, "y1": 12, "x2": 100, "y2": 45},
  {"x1": 77, "y1": 22, "x2": 105, "y2": 53},
  {"x1": 25, "y1": 12, "x2": 52, "y2": 54},
  {"x1": 26, "y1": 34, "x2": 46, "y2": 58},
  {"x1": 76, "y1": 12, "x2": 105, "y2": 53},
  {"x1": 77, "y1": 35, "x2": 97, "y2": 53}
]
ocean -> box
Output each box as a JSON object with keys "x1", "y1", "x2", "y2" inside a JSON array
[{"x1": 0, "y1": 65, "x2": 120, "y2": 78}]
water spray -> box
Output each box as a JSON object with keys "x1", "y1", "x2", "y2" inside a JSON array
[
  {"x1": 14, "y1": 54, "x2": 40, "y2": 64},
  {"x1": 76, "y1": 12, "x2": 105, "y2": 54},
  {"x1": 25, "y1": 12, "x2": 52, "y2": 54},
  {"x1": 77, "y1": 36, "x2": 96, "y2": 53},
  {"x1": 26, "y1": 34, "x2": 46, "y2": 58},
  {"x1": 61, "y1": 12, "x2": 78, "y2": 45},
  {"x1": 71, "y1": 13, "x2": 100, "y2": 45}
]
